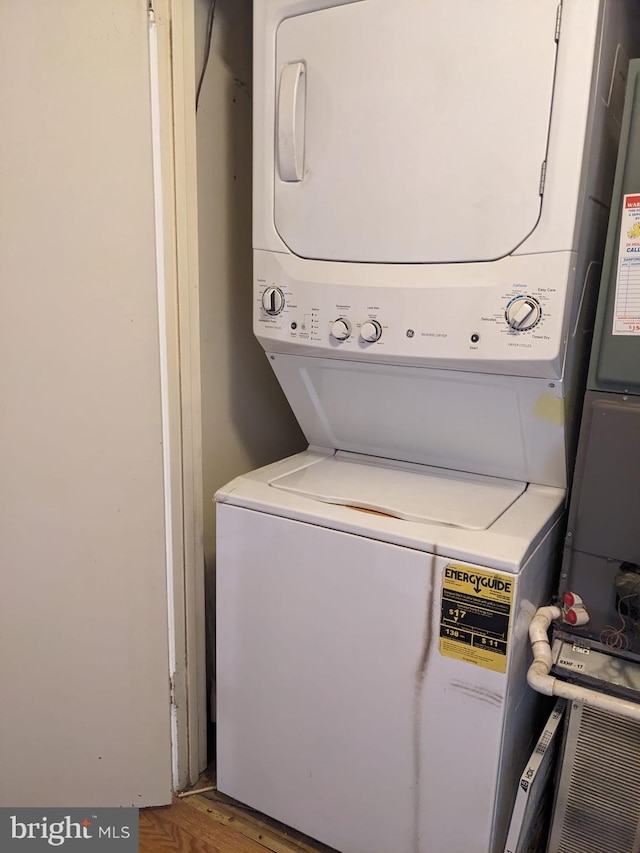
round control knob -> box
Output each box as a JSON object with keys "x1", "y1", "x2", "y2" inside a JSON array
[
  {"x1": 505, "y1": 296, "x2": 542, "y2": 331},
  {"x1": 330, "y1": 318, "x2": 351, "y2": 341},
  {"x1": 261, "y1": 287, "x2": 285, "y2": 315},
  {"x1": 360, "y1": 320, "x2": 382, "y2": 342}
]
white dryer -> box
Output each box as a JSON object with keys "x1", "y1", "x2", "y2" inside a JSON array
[
  {"x1": 216, "y1": 2, "x2": 640, "y2": 851},
  {"x1": 250, "y1": 0, "x2": 638, "y2": 489}
]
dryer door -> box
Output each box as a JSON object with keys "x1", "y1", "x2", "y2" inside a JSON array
[{"x1": 274, "y1": 0, "x2": 559, "y2": 264}]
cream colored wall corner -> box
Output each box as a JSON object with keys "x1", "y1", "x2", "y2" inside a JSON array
[
  {"x1": 194, "y1": 0, "x2": 306, "y2": 718},
  {"x1": 195, "y1": 0, "x2": 305, "y2": 565}
]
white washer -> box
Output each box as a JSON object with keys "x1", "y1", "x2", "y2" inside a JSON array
[
  {"x1": 216, "y1": 450, "x2": 564, "y2": 853},
  {"x1": 216, "y1": 2, "x2": 640, "y2": 852}
]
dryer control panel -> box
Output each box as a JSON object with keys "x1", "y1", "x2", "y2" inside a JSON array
[{"x1": 253, "y1": 249, "x2": 578, "y2": 380}]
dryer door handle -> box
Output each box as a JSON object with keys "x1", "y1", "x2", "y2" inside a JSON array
[{"x1": 277, "y1": 61, "x2": 306, "y2": 182}]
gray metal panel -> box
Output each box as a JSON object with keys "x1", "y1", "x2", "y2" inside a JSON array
[
  {"x1": 567, "y1": 391, "x2": 640, "y2": 562},
  {"x1": 589, "y1": 60, "x2": 640, "y2": 392},
  {"x1": 548, "y1": 702, "x2": 640, "y2": 853}
]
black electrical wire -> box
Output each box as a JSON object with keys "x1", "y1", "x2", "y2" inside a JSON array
[{"x1": 196, "y1": 0, "x2": 217, "y2": 112}]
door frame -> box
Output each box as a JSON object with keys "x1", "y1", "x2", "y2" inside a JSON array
[{"x1": 149, "y1": 0, "x2": 207, "y2": 790}]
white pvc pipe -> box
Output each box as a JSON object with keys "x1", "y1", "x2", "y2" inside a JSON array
[{"x1": 527, "y1": 606, "x2": 640, "y2": 721}]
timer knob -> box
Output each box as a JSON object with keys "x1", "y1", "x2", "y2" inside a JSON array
[
  {"x1": 330, "y1": 318, "x2": 352, "y2": 341},
  {"x1": 505, "y1": 296, "x2": 541, "y2": 331},
  {"x1": 360, "y1": 320, "x2": 382, "y2": 342},
  {"x1": 262, "y1": 287, "x2": 285, "y2": 315}
]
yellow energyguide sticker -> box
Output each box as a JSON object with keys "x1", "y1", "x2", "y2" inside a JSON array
[{"x1": 439, "y1": 563, "x2": 513, "y2": 673}]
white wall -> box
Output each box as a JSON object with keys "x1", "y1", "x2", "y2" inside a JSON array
[
  {"x1": 0, "y1": 1, "x2": 172, "y2": 806},
  {"x1": 194, "y1": 0, "x2": 305, "y2": 688}
]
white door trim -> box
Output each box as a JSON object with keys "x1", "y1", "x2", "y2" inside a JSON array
[{"x1": 149, "y1": 0, "x2": 207, "y2": 789}]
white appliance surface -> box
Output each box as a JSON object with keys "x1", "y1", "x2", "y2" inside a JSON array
[
  {"x1": 267, "y1": 354, "x2": 569, "y2": 488},
  {"x1": 274, "y1": 0, "x2": 558, "y2": 264},
  {"x1": 270, "y1": 452, "x2": 525, "y2": 529},
  {"x1": 252, "y1": 0, "x2": 638, "y2": 419},
  {"x1": 217, "y1": 450, "x2": 565, "y2": 573},
  {"x1": 254, "y1": 249, "x2": 576, "y2": 378},
  {"x1": 256, "y1": 0, "x2": 627, "y2": 260},
  {"x1": 216, "y1": 4, "x2": 640, "y2": 853},
  {"x1": 250, "y1": 1, "x2": 639, "y2": 490},
  {"x1": 216, "y1": 460, "x2": 563, "y2": 853}
]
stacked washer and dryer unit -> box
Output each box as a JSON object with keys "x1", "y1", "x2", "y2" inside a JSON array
[{"x1": 216, "y1": 3, "x2": 640, "y2": 852}]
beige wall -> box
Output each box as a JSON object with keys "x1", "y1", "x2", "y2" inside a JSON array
[
  {"x1": 0, "y1": 0, "x2": 172, "y2": 806},
  {"x1": 195, "y1": 0, "x2": 305, "y2": 569}
]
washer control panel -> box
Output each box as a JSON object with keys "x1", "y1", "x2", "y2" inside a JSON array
[{"x1": 254, "y1": 250, "x2": 575, "y2": 375}]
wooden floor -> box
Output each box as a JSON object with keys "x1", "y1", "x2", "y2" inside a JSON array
[{"x1": 140, "y1": 782, "x2": 335, "y2": 853}]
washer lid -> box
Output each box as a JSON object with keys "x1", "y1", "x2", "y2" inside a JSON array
[
  {"x1": 269, "y1": 453, "x2": 526, "y2": 531},
  {"x1": 274, "y1": 0, "x2": 559, "y2": 264}
]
